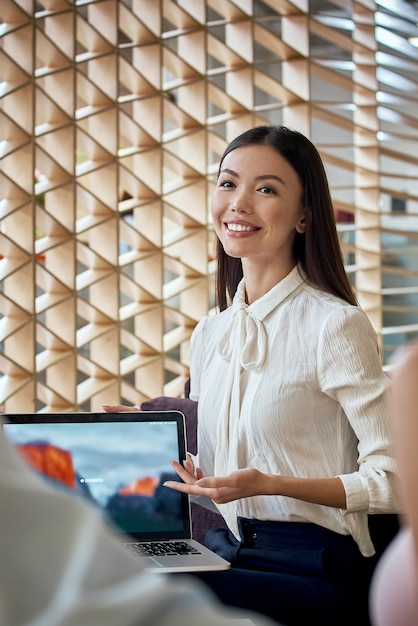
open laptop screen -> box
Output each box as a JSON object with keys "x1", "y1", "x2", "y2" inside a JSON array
[{"x1": 2, "y1": 412, "x2": 190, "y2": 541}]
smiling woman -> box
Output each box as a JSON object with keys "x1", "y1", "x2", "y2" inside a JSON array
[{"x1": 161, "y1": 125, "x2": 399, "y2": 626}]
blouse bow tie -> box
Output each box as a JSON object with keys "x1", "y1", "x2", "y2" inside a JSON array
[{"x1": 217, "y1": 304, "x2": 267, "y2": 370}]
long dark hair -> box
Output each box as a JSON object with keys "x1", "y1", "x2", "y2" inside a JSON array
[{"x1": 215, "y1": 125, "x2": 357, "y2": 311}]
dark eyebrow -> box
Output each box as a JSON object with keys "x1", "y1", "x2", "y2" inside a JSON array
[
  {"x1": 219, "y1": 168, "x2": 285, "y2": 186},
  {"x1": 255, "y1": 174, "x2": 286, "y2": 186},
  {"x1": 219, "y1": 168, "x2": 238, "y2": 177}
]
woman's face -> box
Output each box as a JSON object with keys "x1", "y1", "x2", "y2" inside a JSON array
[{"x1": 211, "y1": 144, "x2": 306, "y2": 269}]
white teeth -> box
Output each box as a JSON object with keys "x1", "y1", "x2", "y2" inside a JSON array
[{"x1": 227, "y1": 223, "x2": 256, "y2": 232}]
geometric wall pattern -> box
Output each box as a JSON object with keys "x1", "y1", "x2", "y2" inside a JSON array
[{"x1": 1, "y1": 0, "x2": 418, "y2": 412}]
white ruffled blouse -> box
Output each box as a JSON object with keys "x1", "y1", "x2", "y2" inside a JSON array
[{"x1": 189, "y1": 265, "x2": 398, "y2": 557}]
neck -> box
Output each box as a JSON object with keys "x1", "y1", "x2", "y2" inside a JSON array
[{"x1": 242, "y1": 262, "x2": 297, "y2": 304}]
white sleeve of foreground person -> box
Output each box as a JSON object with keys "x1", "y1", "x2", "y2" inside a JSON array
[{"x1": 0, "y1": 425, "x2": 274, "y2": 626}]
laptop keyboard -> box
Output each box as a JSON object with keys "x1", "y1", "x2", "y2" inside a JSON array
[{"x1": 126, "y1": 541, "x2": 202, "y2": 557}]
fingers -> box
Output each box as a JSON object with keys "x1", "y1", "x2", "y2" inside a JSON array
[
  {"x1": 163, "y1": 480, "x2": 196, "y2": 494},
  {"x1": 163, "y1": 479, "x2": 215, "y2": 498},
  {"x1": 170, "y1": 459, "x2": 196, "y2": 484},
  {"x1": 182, "y1": 453, "x2": 204, "y2": 479},
  {"x1": 183, "y1": 454, "x2": 195, "y2": 476},
  {"x1": 163, "y1": 478, "x2": 233, "y2": 503},
  {"x1": 164, "y1": 466, "x2": 230, "y2": 501}
]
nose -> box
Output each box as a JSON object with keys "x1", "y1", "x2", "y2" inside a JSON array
[{"x1": 230, "y1": 189, "x2": 251, "y2": 214}]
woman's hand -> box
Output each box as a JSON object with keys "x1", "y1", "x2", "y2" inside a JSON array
[
  {"x1": 164, "y1": 465, "x2": 267, "y2": 504},
  {"x1": 102, "y1": 404, "x2": 141, "y2": 412},
  {"x1": 165, "y1": 464, "x2": 347, "y2": 508}
]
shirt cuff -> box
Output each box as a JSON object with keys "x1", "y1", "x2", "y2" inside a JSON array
[{"x1": 337, "y1": 472, "x2": 370, "y2": 513}]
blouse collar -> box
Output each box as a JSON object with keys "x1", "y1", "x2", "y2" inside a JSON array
[{"x1": 233, "y1": 264, "x2": 306, "y2": 321}]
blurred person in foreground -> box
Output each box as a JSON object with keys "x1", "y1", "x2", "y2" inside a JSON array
[{"x1": 370, "y1": 342, "x2": 418, "y2": 625}]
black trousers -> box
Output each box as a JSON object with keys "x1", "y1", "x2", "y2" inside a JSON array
[{"x1": 187, "y1": 518, "x2": 377, "y2": 626}]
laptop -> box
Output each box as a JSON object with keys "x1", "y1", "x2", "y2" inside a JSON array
[{"x1": 2, "y1": 410, "x2": 230, "y2": 573}]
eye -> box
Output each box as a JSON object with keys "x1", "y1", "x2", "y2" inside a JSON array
[
  {"x1": 258, "y1": 185, "x2": 276, "y2": 195},
  {"x1": 218, "y1": 179, "x2": 235, "y2": 189}
]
